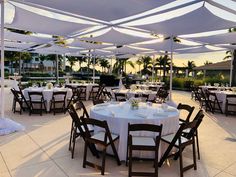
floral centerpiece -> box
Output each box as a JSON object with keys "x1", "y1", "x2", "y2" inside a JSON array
[
  {"x1": 130, "y1": 85, "x2": 137, "y2": 91},
  {"x1": 129, "y1": 97, "x2": 141, "y2": 110},
  {"x1": 46, "y1": 82, "x2": 53, "y2": 89}
]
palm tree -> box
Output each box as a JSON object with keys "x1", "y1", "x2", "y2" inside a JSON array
[
  {"x1": 140, "y1": 56, "x2": 152, "y2": 75},
  {"x1": 67, "y1": 56, "x2": 78, "y2": 71},
  {"x1": 155, "y1": 54, "x2": 171, "y2": 81},
  {"x1": 185, "y1": 60, "x2": 196, "y2": 77},
  {"x1": 136, "y1": 58, "x2": 143, "y2": 76},
  {"x1": 99, "y1": 59, "x2": 110, "y2": 73},
  {"x1": 112, "y1": 58, "x2": 134, "y2": 75},
  {"x1": 204, "y1": 60, "x2": 213, "y2": 65},
  {"x1": 77, "y1": 56, "x2": 87, "y2": 70}
]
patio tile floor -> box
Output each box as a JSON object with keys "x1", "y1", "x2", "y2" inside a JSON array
[{"x1": 1, "y1": 88, "x2": 236, "y2": 177}]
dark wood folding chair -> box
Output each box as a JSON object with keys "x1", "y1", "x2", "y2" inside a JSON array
[
  {"x1": 134, "y1": 93, "x2": 149, "y2": 102},
  {"x1": 126, "y1": 123, "x2": 163, "y2": 177},
  {"x1": 208, "y1": 91, "x2": 223, "y2": 114},
  {"x1": 28, "y1": 91, "x2": 47, "y2": 116},
  {"x1": 67, "y1": 88, "x2": 82, "y2": 109},
  {"x1": 94, "y1": 84, "x2": 105, "y2": 100},
  {"x1": 114, "y1": 92, "x2": 126, "y2": 102},
  {"x1": 225, "y1": 94, "x2": 236, "y2": 116},
  {"x1": 156, "y1": 87, "x2": 169, "y2": 103},
  {"x1": 182, "y1": 110, "x2": 205, "y2": 160},
  {"x1": 102, "y1": 88, "x2": 112, "y2": 101},
  {"x1": 67, "y1": 104, "x2": 98, "y2": 159},
  {"x1": 11, "y1": 88, "x2": 30, "y2": 114},
  {"x1": 199, "y1": 88, "x2": 212, "y2": 112},
  {"x1": 149, "y1": 86, "x2": 158, "y2": 91},
  {"x1": 177, "y1": 103, "x2": 195, "y2": 124},
  {"x1": 88, "y1": 85, "x2": 100, "y2": 100},
  {"x1": 77, "y1": 85, "x2": 87, "y2": 100},
  {"x1": 81, "y1": 118, "x2": 121, "y2": 175},
  {"x1": 50, "y1": 91, "x2": 67, "y2": 115},
  {"x1": 93, "y1": 99, "x2": 105, "y2": 105},
  {"x1": 159, "y1": 117, "x2": 203, "y2": 177}
]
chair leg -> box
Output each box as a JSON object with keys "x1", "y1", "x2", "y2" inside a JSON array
[
  {"x1": 101, "y1": 148, "x2": 106, "y2": 175},
  {"x1": 159, "y1": 143, "x2": 173, "y2": 167},
  {"x1": 195, "y1": 131, "x2": 200, "y2": 160},
  {"x1": 154, "y1": 147, "x2": 158, "y2": 177},
  {"x1": 128, "y1": 146, "x2": 132, "y2": 177},
  {"x1": 71, "y1": 130, "x2": 76, "y2": 159},
  {"x1": 68, "y1": 122, "x2": 74, "y2": 151},
  {"x1": 179, "y1": 146, "x2": 184, "y2": 177},
  {"x1": 83, "y1": 141, "x2": 88, "y2": 168},
  {"x1": 110, "y1": 140, "x2": 121, "y2": 165},
  {"x1": 193, "y1": 138, "x2": 197, "y2": 170}
]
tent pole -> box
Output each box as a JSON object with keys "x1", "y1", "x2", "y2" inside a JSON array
[
  {"x1": 152, "y1": 55, "x2": 155, "y2": 82},
  {"x1": 230, "y1": 50, "x2": 234, "y2": 87},
  {"x1": 1, "y1": 0, "x2": 5, "y2": 118},
  {"x1": 169, "y1": 37, "x2": 174, "y2": 101},
  {"x1": 19, "y1": 52, "x2": 22, "y2": 76},
  {"x1": 92, "y1": 51, "x2": 95, "y2": 84},
  {"x1": 56, "y1": 54, "x2": 59, "y2": 84}
]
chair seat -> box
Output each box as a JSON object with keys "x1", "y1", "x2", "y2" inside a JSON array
[
  {"x1": 162, "y1": 134, "x2": 189, "y2": 146},
  {"x1": 132, "y1": 136, "x2": 155, "y2": 146},
  {"x1": 76, "y1": 124, "x2": 94, "y2": 133},
  {"x1": 91, "y1": 131, "x2": 118, "y2": 143}
]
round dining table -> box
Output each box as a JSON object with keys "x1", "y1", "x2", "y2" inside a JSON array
[
  {"x1": 65, "y1": 83, "x2": 99, "y2": 100},
  {"x1": 113, "y1": 89, "x2": 157, "y2": 100},
  {"x1": 23, "y1": 87, "x2": 73, "y2": 112},
  {"x1": 90, "y1": 101, "x2": 179, "y2": 161}
]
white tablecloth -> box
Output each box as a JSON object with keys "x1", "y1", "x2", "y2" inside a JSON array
[
  {"x1": 113, "y1": 89, "x2": 157, "y2": 100},
  {"x1": 90, "y1": 102, "x2": 179, "y2": 161},
  {"x1": 212, "y1": 91, "x2": 236, "y2": 113},
  {"x1": 66, "y1": 83, "x2": 99, "y2": 100},
  {"x1": 23, "y1": 87, "x2": 73, "y2": 111}
]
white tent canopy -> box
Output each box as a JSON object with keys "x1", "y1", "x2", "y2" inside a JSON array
[
  {"x1": 4, "y1": 30, "x2": 53, "y2": 44},
  {"x1": 128, "y1": 5, "x2": 236, "y2": 36},
  {"x1": 176, "y1": 45, "x2": 226, "y2": 54},
  {"x1": 106, "y1": 45, "x2": 150, "y2": 55},
  {"x1": 80, "y1": 49, "x2": 113, "y2": 57},
  {"x1": 18, "y1": 0, "x2": 175, "y2": 22},
  {"x1": 6, "y1": 5, "x2": 95, "y2": 36},
  {"x1": 185, "y1": 32, "x2": 236, "y2": 45},
  {"x1": 69, "y1": 39, "x2": 112, "y2": 50},
  {"x1": 34, "y1": 45, "x2": 81, "y2": 54},
  {"x1": 133, "y1": 39, "x2": 189, "y2": 53},
  {"x1": 3, "y1": 41, "x2": 35, "y2": 50},
  {"x1": 80, "y1": 27, "x2": 155, "y2": 45}
]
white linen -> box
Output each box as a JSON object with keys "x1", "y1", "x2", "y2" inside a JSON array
[
  {"x1": 23, "y1": 87, "x2": 72, "y2": 111},
  {"x1": 66, "y1": 83, "x2": 99, "y2": 100},
  {"x1": 90, "y1": 102, "x2": 179, "y2": 160},
  {"x1": 212, "y1": 91, "x2": 236, "y2": 113},
  {"x1": 113, "y1": 89, "x2": 157, "y2": 100}
]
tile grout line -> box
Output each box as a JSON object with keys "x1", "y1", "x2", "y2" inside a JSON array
[
  {"x1": 25, "y1": 132, "x2": 70, "y2": 177},
  {"x1": 0, "y1": 152, "x2": 12, "y2": 177}
]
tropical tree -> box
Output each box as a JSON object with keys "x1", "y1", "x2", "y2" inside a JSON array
[
  {"x1": 136, "y1": 58, "x2": 143, "y2": 76},
  {"x1": 140, "y1": 56, "x2": 152, "y2": 75},
  {"x1": 99, "y1": 59, "x2": 110, "y2": 73},
  {"x1": 77, "y1": 56, "x2": 87, "y2": 69},
  {"x1": 204, "y1": 60, "x2": 213, "y2": 65},
  {"x1": 155, "y1": 54, "x2": 171, "y2": 81},
  {"x1": 184, "y1": 60, "x2": 196, "y2": 77},
  {"x1": 112, "y1": 58, "x2": 135, "y2": 75},
  {"x1": 67, "y1": 56, "x2": 78, "y2": 71},
  {"x1": 5, "y1": 51, "x2": 31, "y2": 74}
]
